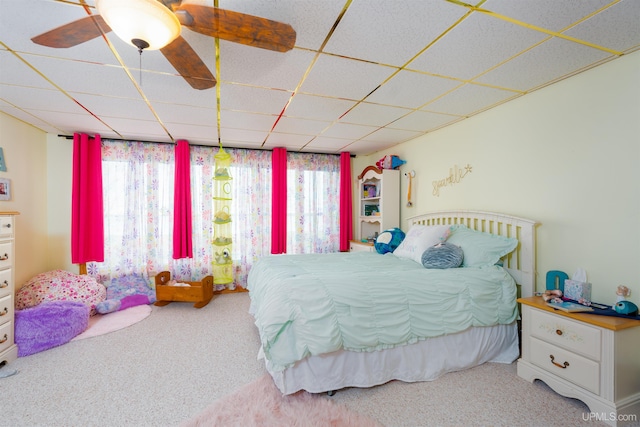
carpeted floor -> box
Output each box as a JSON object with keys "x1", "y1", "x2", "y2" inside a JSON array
[{"x1": 0, "y1": 293, "x2": 619, "y2": 427}]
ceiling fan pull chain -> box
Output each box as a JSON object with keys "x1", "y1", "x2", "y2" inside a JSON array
[{"x1": 132, "y1": 38, "x2": 150, "y2": 88}]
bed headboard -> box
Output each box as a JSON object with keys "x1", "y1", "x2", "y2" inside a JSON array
[{"x1": 407, "y1": 210, "x2": 540, "y2": 298}]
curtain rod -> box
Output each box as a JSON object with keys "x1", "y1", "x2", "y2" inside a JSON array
[{"x1": 57, "y1": 134, "x2": 356, "y2": 157}]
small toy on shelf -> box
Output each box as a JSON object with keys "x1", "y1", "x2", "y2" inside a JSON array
[{"x1": 616, "y1": 285, "x2": 631, "y2": 302}]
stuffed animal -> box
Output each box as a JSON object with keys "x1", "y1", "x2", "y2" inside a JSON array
[
  {"x1": 95, "y1": 274, "x2": 156, "y2": 314},
  {"x1": 376, "y1": 155, "x2": 406, "y2": 170}
]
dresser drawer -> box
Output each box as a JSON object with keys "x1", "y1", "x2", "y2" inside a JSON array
[
  {"x1": 0, "y1": 319, "x2": 14, "y2": 354},
  {"x1": 0, "y1": 242, "x2": 12, "y2": 270},
  {"x1": 0, "y1": 216, "x2": 13, "y2": 239},
  {"x1": 530, "y1": 336, "x2": 600, "y2": 394},
  {"x1": 0, "y1": 294, "x2": 13, "y2": 326},
  {"x1": 530, "y1": 308, "x2": 601, "y2": 360},
  {"x1": 0, "y1": 268, "x2": 11, "y2": 299}
]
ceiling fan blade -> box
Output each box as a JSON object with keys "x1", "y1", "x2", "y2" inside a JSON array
[
  {"x1": 175, "y1": 5, "x2": 296, "y2": 52},
  {"x1": 31, "y1": 15, "x2": 111, "y2": 48},
  {"x1": 160, "y1": 36, "x2": 216, "y2": 90}
]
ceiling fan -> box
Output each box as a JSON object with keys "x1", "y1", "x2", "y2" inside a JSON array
[{"x1": 31, "y1": 0, "x2": 297, "y2": 90}]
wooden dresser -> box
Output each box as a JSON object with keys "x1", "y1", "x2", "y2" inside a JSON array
[
  {"x1": 0, "y1": 212, "x2": 17, "y2": 366},
  {"x1": 517, "y1": 296, "x2": 640, "y2": 426}
]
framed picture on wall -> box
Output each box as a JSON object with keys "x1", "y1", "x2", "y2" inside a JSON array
[{"x1": 0, "y1": 178, "x2": 10, "y2": 201}]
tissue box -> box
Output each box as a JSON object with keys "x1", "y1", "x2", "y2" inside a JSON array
[{"x1": 564, "y1": 279, "x2": 592, "y2": 302}]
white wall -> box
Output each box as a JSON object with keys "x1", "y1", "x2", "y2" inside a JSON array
[
  {"x1": 356, "y1": 50, "x2": 640, "y2": 305},
  {"x1": 0, "y1": 113, "x2": 50, "y2": 286}
]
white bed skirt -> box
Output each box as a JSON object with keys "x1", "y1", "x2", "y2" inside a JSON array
[{"x1": 264, "y1": 322, "x2": 519, "y2": 395}]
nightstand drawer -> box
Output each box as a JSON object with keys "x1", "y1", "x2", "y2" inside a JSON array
[
  {"x1": 0, "y1": 319, "x2": 13, "y2": 354},
  {"x1": 530, "y1": 337, "x2": 600, "y2": 394},
  {"x1": 530, "y1": 308, "x2": 601, "y2": 360}
]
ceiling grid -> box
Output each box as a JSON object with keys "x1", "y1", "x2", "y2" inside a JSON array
[{"x1": 0, "y1": 0, "x2": 638, "y2": 155}]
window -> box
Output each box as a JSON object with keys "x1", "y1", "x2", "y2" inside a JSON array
[{"x1": 91, "y1": 142, "x2": 341, "y2": 287}]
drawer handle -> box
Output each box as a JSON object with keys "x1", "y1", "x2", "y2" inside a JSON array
[
  {"x1": 2, "y1": 224, "x2": 10, "y2": 228},
  {"x1": 0, "y1": 307, "x2": 7, "y2": 316},
  {"x1": 0, "y1": 280, "x2": 7, "y2": 288},
  {"x1": 0, "y1": 334, "x2": 6, "y2": 344},
  {"x1": 555, "y1": 329, "x2": 563, "y2": 336},
  {"x1": 549, "y1": 354, "x2": 569, "y2": 369},
  {"x1": 0, "y1": 254, "x2": 8, "y2": 261}
]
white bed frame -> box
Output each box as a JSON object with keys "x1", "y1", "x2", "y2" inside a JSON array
[
  {"x1": 407, "y1": 210, "x2": 540, "y2": 297},
  {"x1": 266, "y1": 210, "x2": 540, "y2": 395}
]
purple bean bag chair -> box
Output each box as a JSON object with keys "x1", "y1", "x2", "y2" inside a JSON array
[{"x1": 15, "y1": 301, "x2": 90, "y2": 357}]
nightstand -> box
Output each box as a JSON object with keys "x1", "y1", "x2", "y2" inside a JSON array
[
  {"x1": 517, "y1": 296, "x2": 640, "y2": 426},
  {"x1": 349, "y1": 240, "x2": 374, "y2": 252}
]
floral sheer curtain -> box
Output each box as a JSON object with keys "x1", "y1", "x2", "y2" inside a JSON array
[
  {"x1": 88, "y1": 141, "x2": 175, "y2": 283},
  {"x1": 90, "y1": 141, "x2": 341, "y2": 287},
  {"x1": 287, "y1": 152, "x2": 340, "y2": 254}
]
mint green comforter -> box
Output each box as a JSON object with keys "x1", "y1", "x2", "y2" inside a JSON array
[{"x1": 247, "y1": 252, "x2": 518, "y2": 372}]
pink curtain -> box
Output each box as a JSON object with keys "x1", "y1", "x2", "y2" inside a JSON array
[
  {"x1": 271, "y1": 147, "x2": 287, "y2": 254},
  {"x1": 339, "y1": 152, "x2": 353, "y2": 251},
  {"x1": 173, "y1": 140, "x2": 193, "y2": 259},
  {"x1": 71, "y1": 133, "x2": 104, "y2": 264}
]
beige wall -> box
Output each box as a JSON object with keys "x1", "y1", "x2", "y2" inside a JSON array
[
  {"x1": 355, "y1": 50, "x2": 640, "y2": 305},
  {"x1": 0, "y1": 113, "x2": 50, "y2": 286}
]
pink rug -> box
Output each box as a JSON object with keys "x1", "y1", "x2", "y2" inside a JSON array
[
  {"x1": 182, "y1": 374, "x2": 382, "y2": 427},
  {"x1": 72, "y1": 305, "x2": 152, "y2": 341}
]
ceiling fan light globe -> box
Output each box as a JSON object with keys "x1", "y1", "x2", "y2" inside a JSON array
[{"x1": 96, "y1": 0, "x2": 181, "y2": 51}]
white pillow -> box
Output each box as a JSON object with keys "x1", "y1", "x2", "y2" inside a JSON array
[{"x1": 393, "y1": 224, "x2": 449, "y2": 264}]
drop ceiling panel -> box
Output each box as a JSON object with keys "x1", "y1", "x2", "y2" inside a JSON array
[
  {"x1": 218, "y1": 42, "x2": 315, "y2": 91},
  {"x1": 388, "y1": 110, "x2": 462, "y2": 132},
  {"x1": 220, "y1": 128, "x2": 269, "y2": 144},
  {"x1": 425, "y1": 84, "x2": 519, "y2": 116},
  {"x1": 0, "y1": 105, "x2": 60, "y2": 134},
  {"x1": 299, "y1": 54, "x2": 396, "y2": 100},
  {"x1": 365, "y1": 70, "x2": 462, "y2": 109},
  {"x1": 273, "y1": 117, "x2": 331, "y2": 135},
  {"x1": 219, "y1": 111, "x2": 277, "y2": 132},
  {"x1": 482, "y1": 0, "x2": 613, "y2": 32},
  {"x1": 302, "y1": 136, "x2": 352, "y2": 153},
  {"x1": 219, "y1": 84, "x2": 291, "y2": 115},
  {"x1": 321, "y1": 122, "x2": 378, "y2": 140},
  {"x1": 563, "y1": 1, "x2": 640, "y2": 53},
  {"x1": 323, "y1": 0, "x2": 467, "y2": 66},
  {"x1": 99, "y1": 116, "x2": 171, "y2": 138},
  {"x1": 1, "y1": 0, "x2": 118, "y2": 65},
  {"x1": 408, "y1": 13, "x2": 548, "y2": 81},
  {"x1": 218, "y1": 0, "x2": 347, "y2": 51},
  {"x1": 263, "y1": 132, "x2": 314, "y2": 151},
  {"x1": 0, "y1": 52, "x2": 60, "y2": 90},
  {"x1": 476, "y1": 38, "x2": 613, "y2": 91},
  {"x1": 163, "y1": 123, "x2": 218, "y2": 143},
  {"x1": 285, "y1": 94, "x2": 356, "y2": 122},
  {"x1": 154, "y1": 103, "x2": 218, "y2": 126},
  {"x1": 26, "y1": 109, "x2": 112, "y2": 135},
  {"x1": 0, "y1": 85, "x2": 81, "y2": 114},
  {"x1": 73, "y1": 93, "x2": 157, "y2": 122},
  {"x1": 25, "y1": 55, "x2": 138, "y2": 98},
  {"x1": 339, "y1": 103, "x2": 411, "y2": 127},
  {"x1": 361, "y1": 128, "x2": 422, "y2": 144},
  {"x1": 343, "y1": 139, "x2": 394, "y2": 155},
  {"x1": 143, "y1": 72, "x2": 217, "y2": 107}
]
